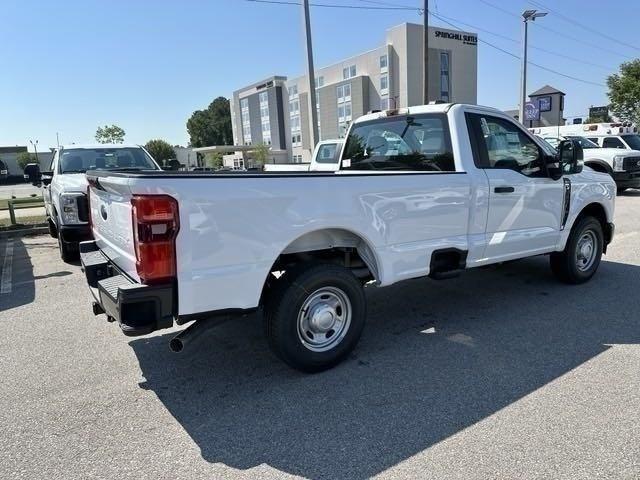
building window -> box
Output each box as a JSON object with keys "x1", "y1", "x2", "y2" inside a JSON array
[
  {"x1": 380, "y1": 97, "x2": 390, "y2": 110},
  {"x1": 440, "y1": 52, "x2": 450, "y2": 102},
  {"x1": 380, "y1": 74, "x2": 388, "y2": 94},
  {"x1": 240, "y1": 97, "x2": 251, "y2": 145},
  {"x1": 233, "y1": 158, "x2": 245, "y2": 170},
  {"x1": 337, "y1": 83, "x2": 351, "y2": 102},
  {"x1": 259, "y1": 91, "x2": 271, "y2": 145},
  {"x1": 342, "y1": 64, "x2": 356, "y2": 80},
  {"x1": 315, "y1": 76, "x2": 324, "y2": 88},
  {"x1": 380, "y1": 54, "x2": 388, "y2": 71},
  {"x1": 292, "y1": 133, "x2": 302, "y2": 147},
  {"x1": 289, "y1": 84, "x2": 298, "y2": 99}
]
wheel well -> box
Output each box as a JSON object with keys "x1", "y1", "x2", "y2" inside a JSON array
[
  {"x1": 259, "y1": 229, "x2": 379, "y2": 306},
  {"x1": 584, "y1": 160, "x2": 611, "y2": 174},
  {"x1": 575, "y1": 202, "x2": 612, "y2": 249}
]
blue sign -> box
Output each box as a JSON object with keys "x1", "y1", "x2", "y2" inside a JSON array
[{"x1": 524, "y1": 101, "x2": 540, "y2": 121}]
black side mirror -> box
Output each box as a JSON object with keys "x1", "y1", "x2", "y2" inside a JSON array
[
  {"x1": 41, "y1": 171, "x2": 53, "y2": 186},
  {"x1": 558, "y1": 139, "x2": 584, "y2": 176},
  {"x1": 23, "y1": 163, "x2": 42, "y2": 186}
]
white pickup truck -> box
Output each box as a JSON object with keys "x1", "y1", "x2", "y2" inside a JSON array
[
  {"x1": 263, "y1": 139, "x2": 343, "y2": 172},
  {"x1": 534, "y1": 133, "x2": 640, "y2": 193},
  {"x1": 80, "y1": 103, "x2": 616, "y2": 372}
]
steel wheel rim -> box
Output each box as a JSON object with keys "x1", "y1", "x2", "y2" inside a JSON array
[
  {"x1": 297, "y1": 286, "x2": 352, "y2": 352},
  {"x1": 576, "y1": 230, "x2": 598, "y2": 272}
]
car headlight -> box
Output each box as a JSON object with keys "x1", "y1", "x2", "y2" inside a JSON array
[
  {"x1": 613, "y1": 155, "x2": 626, "y2": 172},
  {"x1": 60, "y1": 193, "x2": 84, "y2": 224}
]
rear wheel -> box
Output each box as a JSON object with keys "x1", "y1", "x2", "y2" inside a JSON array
[
  {"x1": 264, "y1": 263, "x2": 366, "y2": 372},
  {"x1": 550, "y1": 216, "x2": 603, "y2": 284}
]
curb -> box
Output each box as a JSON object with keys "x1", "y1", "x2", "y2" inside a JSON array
[{"x1": 0, "y1": 224, "x2": 49, "y2": 238}]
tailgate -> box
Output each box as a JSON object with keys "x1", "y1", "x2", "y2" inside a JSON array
[{"x1": 88, "y1": 177, "x2": 139, "y2": 282}]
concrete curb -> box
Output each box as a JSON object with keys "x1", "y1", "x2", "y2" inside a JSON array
[{"x1": 0, "y1": 224, "x2": 49, "y2": 238}]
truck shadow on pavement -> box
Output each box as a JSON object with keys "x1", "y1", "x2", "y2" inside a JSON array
[
  {"x1": 0, "y1": 237, "x2": 35, "y2": 313},
  {"x1": 129, "y1": 256, "x2": 640, "y2": 479}
]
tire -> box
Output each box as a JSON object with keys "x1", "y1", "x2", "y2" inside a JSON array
[
  {"x1": 550, "y1": 216, "x2": 603, "y2": 284},
  {"x1": 617, "y1": 187, "x2": 628, "y2": 195},
  {"x1": 58, "y1": 232, "x2": 79, "y2": 263},
  {"x1": 47, "y1": 218, "x2": 58, "y2": 238},
  {"x1": 264, "y1": 263, "x2": 366, "y2": 373}
]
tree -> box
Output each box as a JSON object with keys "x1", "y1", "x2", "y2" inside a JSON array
[
  {"x1": 145, "y1": 139, "x2": 175, "y2": 166},
  {"x1": 17, "y1": 151, "x2": 36, "y2": 171},
  {"x1": 186, "y1": 97, "x2": 233, "y2": 148},
  {"x1": 95, "y1": 124, "x2": 125, "y2": 144},
  {"x1": 608, "y1": 59, "x2": 640, "y2": 126},
  {"x1": 251, "y1": 143, "x2": 270, "y2": 167},
  {"x1": 206, "y1": 152, "x2": 223, "y2": 169}
]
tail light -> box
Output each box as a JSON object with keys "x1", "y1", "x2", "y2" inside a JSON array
[{"x1": 131, "y1": 195, "x2": 179, "y2": 285}]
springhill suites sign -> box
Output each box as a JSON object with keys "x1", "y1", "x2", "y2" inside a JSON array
[{"x1": 435, "y1": 30, "x2": 477, "y2": 46}]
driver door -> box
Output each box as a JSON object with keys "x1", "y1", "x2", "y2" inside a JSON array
[
  {"x1": 466, "y1": 113, "x2": 565, "y2": 261},
  {"x1": 42, "y1": 151, "x2": 56, "y2": 218}
]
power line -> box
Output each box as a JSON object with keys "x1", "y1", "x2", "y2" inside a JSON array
[
  {"x1": 246, "y1": 0, "x2": 416, "y2": 10},
  {"x1": 430, "y1": 11, "x2": 606, "y2": 87},
  {"x1": 477, "y1": 0, "x2": 633, "y2": 60},
  {"x1": 432, "y1": 12, "x2": 616, "y2": 72},
  {"x1": 528, "y1": 0, "x2": 640, "y2": 53}
]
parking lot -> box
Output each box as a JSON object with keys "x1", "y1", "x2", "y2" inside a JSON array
[{"x1": 1, "y1": 193, "x2": 639, "y2": 480}]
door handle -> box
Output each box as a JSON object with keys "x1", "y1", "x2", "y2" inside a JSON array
[{"x1": 494, "y1": 186, "x2": 515, "y2": 193}]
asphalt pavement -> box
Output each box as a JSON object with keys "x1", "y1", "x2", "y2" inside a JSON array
[
  {"x1": 0, "y1": 182, "x2": 41, "y2": 200},
  {"x1": 1, "y1": 193, "x2": 639, "y2": 479}
]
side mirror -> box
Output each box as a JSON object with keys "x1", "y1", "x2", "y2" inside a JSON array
[
  {"x1": 557, "y1": 140, "x2": 584, "y2": 177},
  {"x1": 41, "y1": 171, "x2": 53, "y2": 186},
  {"x1": 23, "y1": 163, "x2": 42, "y2": 186}
]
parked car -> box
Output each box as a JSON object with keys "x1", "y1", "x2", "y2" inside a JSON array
[
  {"x1": 80, "y1": 103, "x2": 615, "y2": 372},
  {"x1": 27, "y1": 144, "x2": 161, "y2": 262},
  {"x1": 0, "y1": 159, "x2": 9, "y2": 181},
  {"x1": 536, "y1": 134, "x2": 640, "y2": 193},
  {"x1": 263, "y1": 139, "x2": 343, "y2": 172}
]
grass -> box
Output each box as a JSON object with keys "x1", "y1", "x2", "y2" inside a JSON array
[{"x1": 0, "y1": 214, "x2": 47, "y2": 228}]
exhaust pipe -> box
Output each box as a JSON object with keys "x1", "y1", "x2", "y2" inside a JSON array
[{"x1": 169, "y1": 316, "x2": 231, "y2": 353}]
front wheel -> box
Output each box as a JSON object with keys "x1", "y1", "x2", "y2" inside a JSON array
[
  {"x1": 264, "y1": 263, "x2": 366, "y2": 372},
  {"x1": 58, "y1": 233, "x2": 78, "y2": 263},
  {"x1": 550, "y1": 216, "x2": 603, "y2": 284}
]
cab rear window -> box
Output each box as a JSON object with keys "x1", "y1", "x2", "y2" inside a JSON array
[{"x1": 341, "y1": 114, "x2": 455, "y2": 171}]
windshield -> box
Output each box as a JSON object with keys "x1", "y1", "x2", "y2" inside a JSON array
[
  {"x1": 565, "y1": 136, "x2": 599, "y2": 149},
  {"x1": 59, "y1": 147, "x2": 158, "y2": 174},
  {"x1": 621, "y1": 134, "x2": 640, "y2": 150}
]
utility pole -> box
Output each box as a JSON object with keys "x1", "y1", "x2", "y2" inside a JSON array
[
  {"x1": 519, "y1": 9, "x2": 547, "y2": 124},
  {"x1": 302, "y1": 0, "x2": 319, "y2": 149},
  {"x1": 423, "y1": 0, "x2": 429, "y2": 104}
]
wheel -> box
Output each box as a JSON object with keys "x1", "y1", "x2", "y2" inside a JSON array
[
  {"x1": 617, "y1": 187, "x2": 628, "y2": 195},
  {"x1": 264, "y1": 263, "x2": 366, "y2": 372},
  {"x1": 58, "y1": 232, "x2": 78, "y2": 263},
  {"x1": 550, "y1": 216, "x2": 603, "y2": 284},
  {"x1": 47, "y1": 218, "x2": 58, "y2": 238}
]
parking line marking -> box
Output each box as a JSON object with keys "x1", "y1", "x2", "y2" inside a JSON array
[{"x1": 1, "y1": 239, "x2": 14, "y2": 294}]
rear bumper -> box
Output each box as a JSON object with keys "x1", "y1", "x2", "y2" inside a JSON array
[
  {"x1": 79, "y1": 241, "x2": 175, "y2": 336},
  {"x1": 612, "y1": 171, "x2": 640, "y2": 189}
]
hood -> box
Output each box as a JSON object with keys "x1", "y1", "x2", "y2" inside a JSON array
[{"x1": 57, "y1": 173, "x2": 88, "y2": 193}]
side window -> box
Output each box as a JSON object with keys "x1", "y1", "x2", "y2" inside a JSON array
[
  {"x1": 602, "y1": 137, "x2": 625, "y2": 149},
  {"x1": 467, "y1": 113, "x2": 544, "y2": 177},
  {"x1": 342, "y1": 114, "x2": 455, "y2": 171},
  {"x1": 586, "y1": 137, "x2": 600, "y2": 145},
  {"x1": 316, "y1": 143, "x2": 338, "y2": 164}
]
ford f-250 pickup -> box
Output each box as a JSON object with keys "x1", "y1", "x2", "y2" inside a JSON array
[{"x1": 80, "y1": 103, "x2": 616, "y2": 372}]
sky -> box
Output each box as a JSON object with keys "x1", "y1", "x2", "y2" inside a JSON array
[{"x1": 1, "y1": 0, "x2": 638, "y2": 151}]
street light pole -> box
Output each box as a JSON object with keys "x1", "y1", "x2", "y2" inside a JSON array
[
  {"x1": 423, "y1": 0, "x2": 429, "y2": 104},
  {"x1": 302, "y1": 0, "x2": 319, "y2": 149},
  {"x1": 519, "y1": 9, "x2": 547, "y2": 124},
  {"x1": 29, "y1": 139, "x2": 39, "y2": 164}
]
